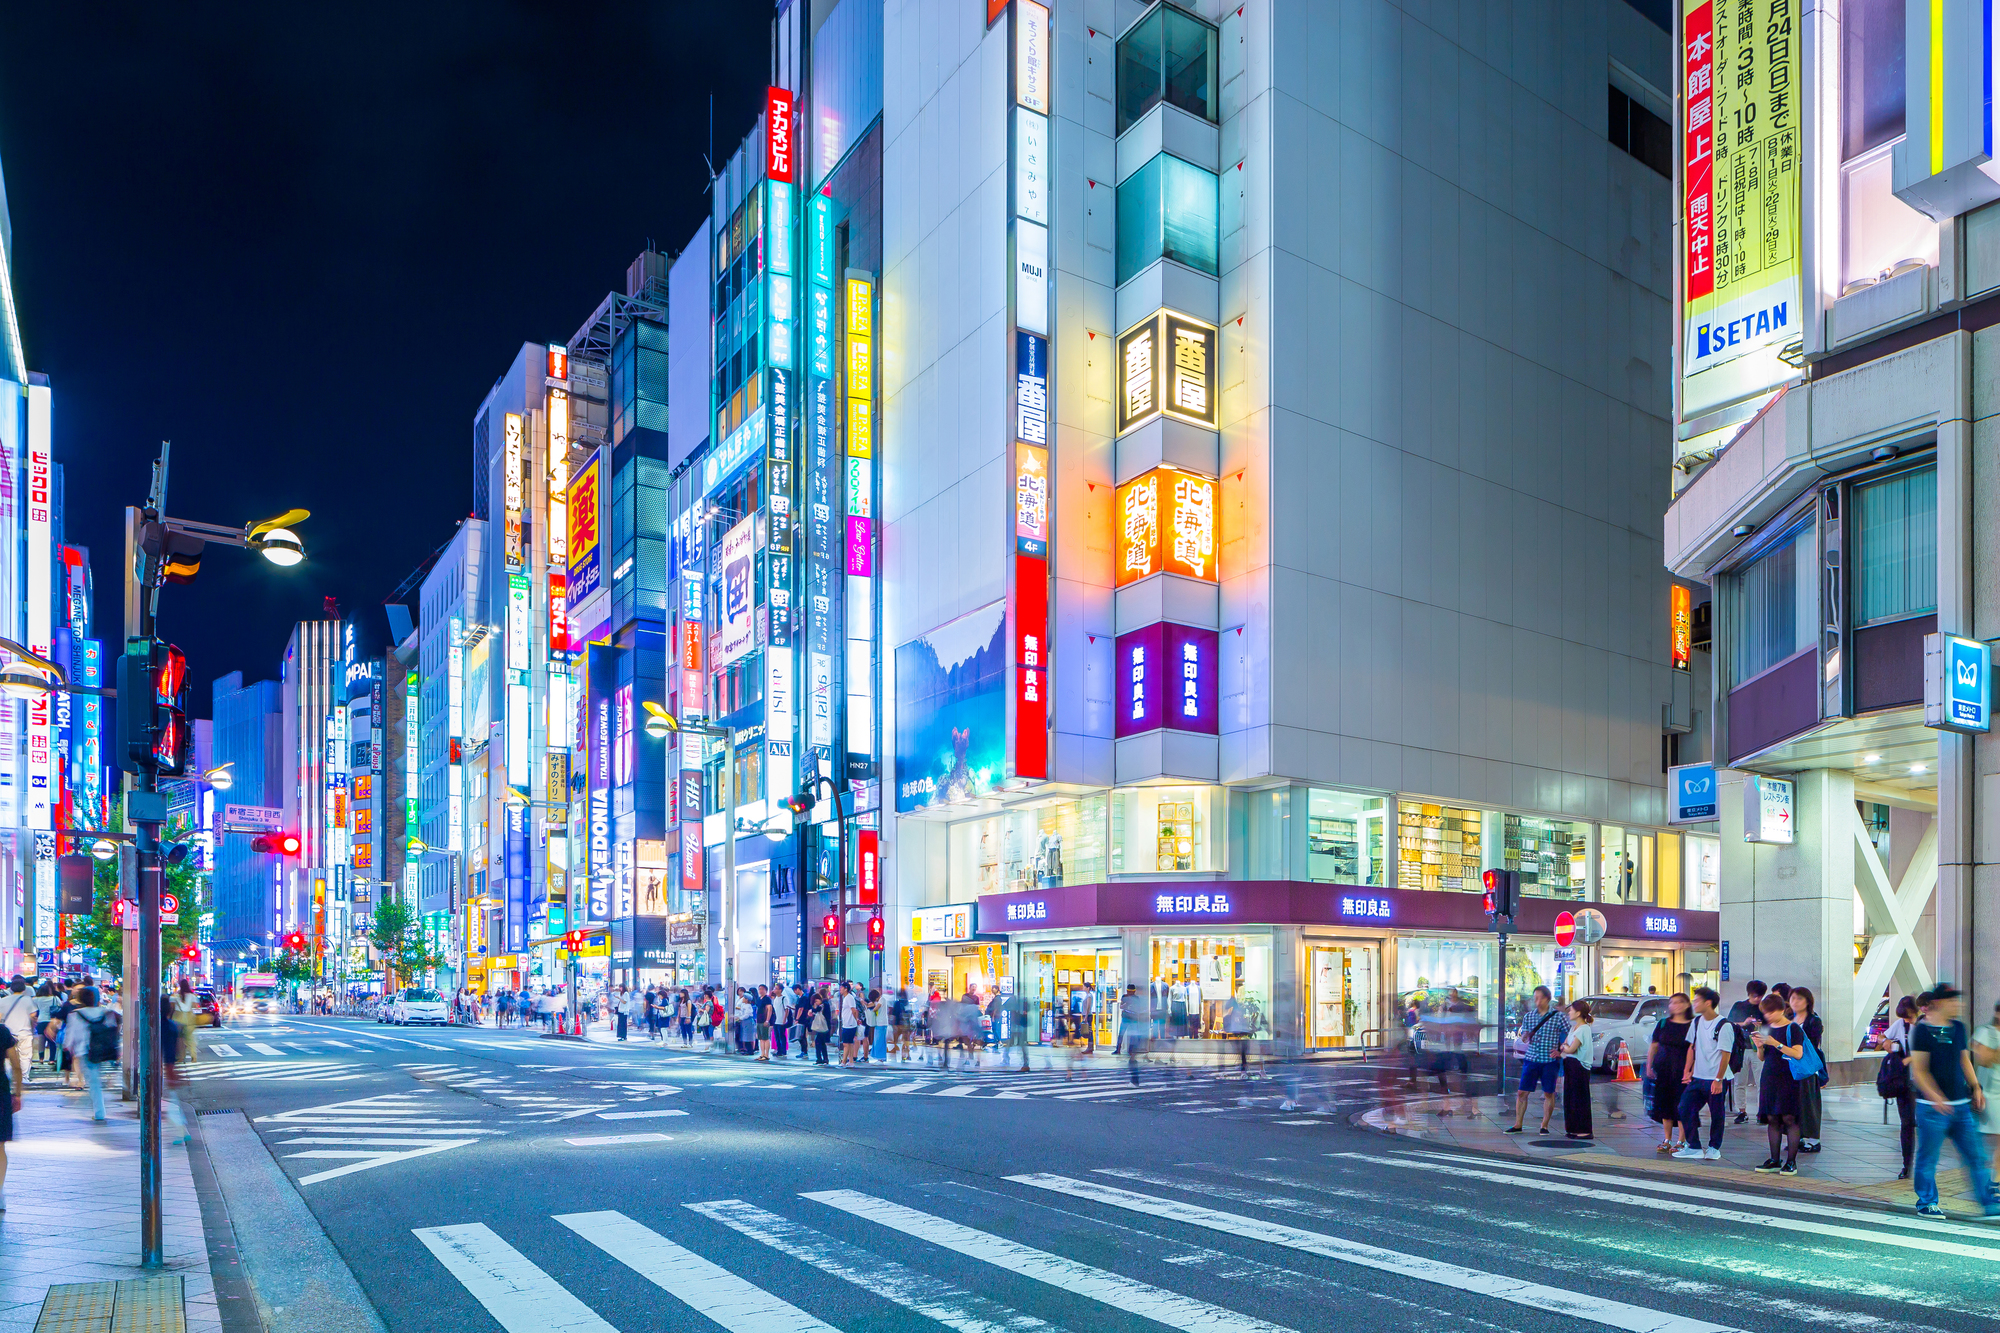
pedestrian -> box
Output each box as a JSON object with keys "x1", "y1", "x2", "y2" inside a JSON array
[
  {"x1": 48, "y1": 984, "x2": 84, "y2": 1090},
  {"x1": 959, "y1": 987, "x2": 985, "y2": 1070},
  {"x1": 889, "y1": 988, "x2": 911, "y2": 1060},
  {"x1": 1507, "y1": 986, "x2": 1569, "y2": 1135},
  {"x1": 1114, "y1": 985, "x2": 1140, "y2": 1057},
  {"x1": 1878, "y1": 994, "x2": 1922, "y2": 1180},
  {"x1": 0, "y1": 979, "x2": 37, "y2": 1064},
  {"x1": 730, "y1": 988, "x2": 752, "y2": 1053},
  {"x1": 1908, "y1": 984, "x2": 2000, "y2": 1219},
  {"x1": 0, "y1": 994, "x2": 22, "y2": 1207},
  {"x1": 172, "y1": 978, "x2": 202, "y2": 1069},
  {"x1": 1648, "y1": 992, "x2": 1694, "y2": 1153},
  {"x1": 838, "y1": 984, "x2": 861, "y2": 1066},
  {"x1": 1726, "y1": 980, "x2": 1767, "y2": 1123},
  {"x1": 1973, "y1": 999, "x2": 2000, "y2": 1176},
  {"x1": 677, "y1": 990, "x2": 694, "y2": 1046},
  {"x1": 1003, "y1": 989, "x2": 1032, "y2": 1072},
  {"x1": 772, "y1": 986, "x2": 790, "y2": 1059},
  {"x1": 809, "y1": 989, "x2": 832, "y2": 1064},
  {"x1": 1674, "y1": 986, "x2": 1736, "y2": 1161},
  {"x1": 753, "y1": 985, "x2": 772, "y2": 1061},
  {"x1": 1750, "y1": 993, "x2": 1808, "y2": 1175},
  {"x1": 1558, "y1": 1000, "x2": 1595, "y2": 1140},
  {"x1": 30, "y1": 982, "x2": 58, "y2": 1071},
  {"x1": 1789, "y1": 985, "x2": 1825, "y2": 1152},
  {"x1": 62, "y1": 986, "x2": 119, "y2": 1123}
]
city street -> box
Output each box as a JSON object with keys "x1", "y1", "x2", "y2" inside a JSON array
[{"x1": 180, "y1": 1018, "x2": 2000, "y2": 1333}]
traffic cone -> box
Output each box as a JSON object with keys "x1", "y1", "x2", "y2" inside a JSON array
[{"x1": 1614, "y1": 1043, "x2": 1640, "y2": 1082}]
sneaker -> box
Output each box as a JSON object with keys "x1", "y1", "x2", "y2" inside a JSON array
[
  {"x1": 1703, "y1": 1147, "x2": 1722, "y2": 1161},
  {"x1": 1671, "y1": 1146, "x2": 1706, "y2": 1161},
  {"x1": 1754, "y1": 1158, "x2": 1782, "y2": 1173},
  {"x1": 1916, "y1": 1204, "x2": 1948, "y2": 1219},
  {"x1": 1778, "y1": 1162, "x2": 1798, "y2": 1176},
  {"x1": 1733, "y1": 1112, "x2": 1748, "y2": 1125},
  {"x1": 1800, "y1": 1142, "x2": 1822, "y2": 1153}
]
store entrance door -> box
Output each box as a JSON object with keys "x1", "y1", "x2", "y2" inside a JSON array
[
  {"x1": 1307, "y1": 941, "x2": 1381, "y2": 1050},
  {"x1": 1020, "y1": 943, "x2": 1121, "y2": 1046},
  {"x1": 1600, "y1": 948, "x2": 1673, "y2": 997}
]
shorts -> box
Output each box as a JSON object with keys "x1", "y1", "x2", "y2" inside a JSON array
[
  {"x1": 840, "y1": 1027, "x2": 857, "y2": 1044},
  {"x1": 1519, "y1": 1059, "x2": 1560, "y2": 1095}
]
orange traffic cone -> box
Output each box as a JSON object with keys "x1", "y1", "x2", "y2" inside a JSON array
[{"x1": 1614, "y1": 1043, "x2": 1640, "y2": 1082}]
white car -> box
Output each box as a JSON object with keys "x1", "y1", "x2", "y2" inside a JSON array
[
  {"x1": 389, "y1": 988, "x2": 449, "y2": 1025},
  {"x1": 1578, "y1": 994, "x2": 1674, "y2": 1075}
]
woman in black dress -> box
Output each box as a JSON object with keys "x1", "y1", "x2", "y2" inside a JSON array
[
  {"x1": 1789, "y1": 985, "x2": 1825, "y2": 1151},
  {"x1": 1751, "y1": 992, "x2": 1806, "y2": 1174},
  {"x1": 1648, "y1": 992, "x2": 1694, "y2": 1152},
  {"x1": 1558, "y1": 1000, "x2": 1596, "y2": 1140}
]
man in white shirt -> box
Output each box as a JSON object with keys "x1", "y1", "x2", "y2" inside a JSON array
[{"x1": 1673, "y1": 986, "x2": 1736, "y2": 1161}]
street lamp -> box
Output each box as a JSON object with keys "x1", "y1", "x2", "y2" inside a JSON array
[{"x1": 203, "y1": 763, "x2": 235, "y2": 792}]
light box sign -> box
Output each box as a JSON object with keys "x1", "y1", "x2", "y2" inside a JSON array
[
  {"x1": 1014, "y1": 553, "x2": 1048, "y2": 778},
  {"x1": 1014, "y1": 442, "x2": 1049, "y2": 556},
  {"x1": 846, "y1": 275, "x2": 873, "y2": 458},
  {"x1": 1669, "y1": 762, "x2": 1718, "y2": 824},
  {"x1": 566, "y1": 452, "x2": 603, "y2": 606},
  {"x1": 766, "y1": 86, "x2": 795, "y2": 183},
  {"x1": 1925, "y1": 632, "x2": 1991, "y2": 734},
  {"x1": 858, "y1": 829, "x2": 879, "y2": 905},
  {"x1": 1016, "y1": 331, "x2": 1049, "y2": 448},
  {"x1": 503, "y1": 412, "x2": 525, "y2": 570},
  {"x1": 718, "y1": 514, "x2": 757, "y2": 667},
  {"x1": 1015, "y1": 220, "x2": 1049, "y2": 335},
  {"x1": 1115, "y1": 467, "x2": 1218, "y2": 585},
  {"x1": 1117, "y1": 311, "x2": 1217, "y2": 433},
  {"x1": 24, "y1": 384, "x2": 52, "y2": 832},
  {"x1": 1014, "y1": 108, "x2": 1049, "y2": 225},
  {"x1": 895, "y1": 600, "x2": 1006, "y2": 813},
  {"x1": 1016, "y1": 0, "x2": 1049, "y2": 113},
  {"x1": 1152, "y1": 890, "x2": 1233, "y2": 918},
  {"x1": 1744, "y1": 774, "x2": 1794, "y2": 844},
  {"x1": 1642, "y1": 914, "x2": 1682, "y2": 936},
  {"x1": 1671, "y1": 584, "x2": 1692, "y2": 671},
  {"x1": 1338, "y1": 894, "x2": 1393, "y2": 920},
  {"x1": 1114, "y1": 622, "x2": 1218, "y2": 737}
]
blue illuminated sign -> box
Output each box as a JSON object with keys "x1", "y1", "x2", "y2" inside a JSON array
[
  {"x1": 1338, "y1": 895, "x2": 1392, "y2": 920},
  {"x1": 1946, "y1": 635, "x2": 1990, "y2": 732},
  {"x1": 1642, "y1": 914, "x2": 1680, "y2": 935},
  {"x1": 1669, "y1": 762, "x2": 1717, "y2": 824},
  {"x1": 1153, "y1": 892, "x2": 1231, "y2": 915}
]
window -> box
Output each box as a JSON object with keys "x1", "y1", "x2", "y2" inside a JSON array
[
  {"x1": 1842, "y1": 0, "x2": 1905, "y2": 160},
  {"x1": 1838, "y1": 2, "x2": 1932, "y2": 293},
  {"x1": 1116, "y1": 4, "x2": 1218, "y2": 134},
  {"x1": 1111, "y1": 785, "x2": 1218, "y2": 873},
  {"x1": 1304, "y1": 788, "x2": 1388, "y2": 886},
  {"x1": 1115, "y1": 153, "x2": 1218, "y2": 285},
  {"x1": 1728, "y1": 523, "x2": 1816, "y2": 683},
  {"x1": 1598, "y1": 827, "x2": 1654, "y2": 904},
  {"x1": 1852, "y1": 465, "x2": 1936, "y2": 624},
  {"x1": 947, "y1": 795, "x2": 1107, "y2": 895},
  {"x1": 1606, "y1": 86, "x2": 1670, "y2": 177}
]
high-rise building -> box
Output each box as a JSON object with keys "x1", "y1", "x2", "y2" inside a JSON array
[
  {"x1": 208, "y1": 669, "x2": 283, "y2": 950},
  {"x1": 279, "y1": 618, "x2": 343, "y2": 948},
  {"x1": 416, "y1": 520, "x2": 487, "y2": 988}
]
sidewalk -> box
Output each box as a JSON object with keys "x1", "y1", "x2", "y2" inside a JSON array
[
  {"x1": 0, "y1": 1068, "x2": 220, "y2": 1333},
  {"x1": 1357, "y1": 1076, "x2": 1997, "y2": 1218}
]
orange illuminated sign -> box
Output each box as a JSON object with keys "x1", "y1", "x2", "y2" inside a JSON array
[
  {"x1": 1671, "y1": 584, "x2": 1692, "y2": 671},
  {"x1": 1115, "y1": 467, "x2": 1218, "y2": 586}
]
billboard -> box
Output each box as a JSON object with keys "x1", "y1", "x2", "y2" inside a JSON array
[
  {"x1": 566, "y1": 451, "x2": 603, "y2": 606},
  {"x1": 895, "y1": 601, "x2": 1007, "y2": 813},
  {"x1": 1117, "y1": 311, "x2": 1217, "y2": 433},
  {"x1": 24, "y1": 383, "x2": 52, "y2": 832},
  {"x1": 1116, "y1": 466, "x2": 1218, "y2": 585},
  {"x1": 1680, "y1": 0, "x2": 1801, "y2": 416},
  {"x1": 1115, "y1": 622, "x2": 1219, "y2": 737},
  {"x1": 718, "y1": 514, "x2": 757, "y2": 666}
]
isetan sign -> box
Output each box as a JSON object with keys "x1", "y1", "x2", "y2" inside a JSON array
[{"x1": 766, "y1": 87, "x2": 795, "y2": 183}]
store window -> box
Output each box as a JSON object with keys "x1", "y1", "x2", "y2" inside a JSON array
[
  {"x1": 1600, "y1": 948, "x2": 1674, "y2": 997},
  {"x1": 1598, "y1": 827, "x2": 1654, "y2": 904},
  {"x1": 1502, "y1": 814, "x2": 1587, "y2": 899},
  {"x1": 1397, "y1": 936, "x2": 1495, "y2": 1044},
  {"x1": 1147, "y1": 932, "x2": 1272, "y2": 1039},
  {"x1": 1111, "y1": 786, "x2": 1219, "y2": 874},
  {"x1": 1020, "y1": 945, "x2": 1121, "y2": 1046},
  {"x1": 1394, "y1": 801, "x2": 1485, "y2": 892},
  {"x1": 1500, "y1": 941, "x2": 1567, "y2": 1035},
  {"x1": 1115, "y1": 3, "x2": 1219, "y2": 135},
  {"x1": 1838, "y1": 0, "x2": 1932, "y2": 296},
  {"x1": 948, "y1": 795, "x2": 1108, "y2": 896},
  {"x1": 1683, "y1": 833, "x2": 1721, "y2": 911},
  {"x1": 1115, "y1": 153, "x2": 1219, "y2": 286},
  {"x1": 1305, "y1": 788, "x2": 1388, "y2": 885},
  {"x1": 1307, "y1": 941, "x2": 1380, "y2": 1049},
  {"x1": 1728, "y1": 522, "x2": 1815, "y2": 685},
  {"x1": 1852, "y1": 464, "x2": 1937, "y2": 625}
]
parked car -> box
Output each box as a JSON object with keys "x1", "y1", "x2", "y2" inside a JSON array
[
  {"x1": 1577, "y1": 994, "x2": 1672, "y2": 1074},
  {"x1": 388, "y1": 987, "x2": 449, "y2": 1026},
  {"x1": 194, "y1": 989, "x2": 223, "y2": 1027}
]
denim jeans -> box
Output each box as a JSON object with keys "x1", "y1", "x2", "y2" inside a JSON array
[
  {"x1": 1914, "y1": 1100, "x2": 2000, "y2": 1210},
  {"x1": 1677, "y1": 1081, "x2": 1728, "y2": 1149},
  {"x1": 81, "y1": 1059, "x2": 108, "y2": 1120}
]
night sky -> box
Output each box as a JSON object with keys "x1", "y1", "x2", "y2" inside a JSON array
[{"x1": 0, "y1": 3, "x2": 769, "y2": 709}]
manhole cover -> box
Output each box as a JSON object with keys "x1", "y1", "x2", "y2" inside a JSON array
[{"x1": 1528, "y1": 1138, "x2": 1592, "y2": 1149}]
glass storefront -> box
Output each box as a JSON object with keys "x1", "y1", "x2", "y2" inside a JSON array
[
  {"x1": 1599, "y1": 826, "x2": 1655, "y2": 903},
  {"x1": 1305, "y1": 940, "x2": 1379, "y2": 1048},
  {"x1": 1600, "y1": 947, "x2": 1674, "y2": 996},
  {"x1": 1018, "y1": 942, "x2": 1120, "y2": 1045},
  {"x1": 1397, "y1": 934, "x2": 1494, "y2": 1043},
  {"x1": 1395, "y1": 801, "x2": 1486, "y2": 891},
  {"x1": 947, "y1": 794, "x2": 1108, "y2": 896},
  {"x1": 1113, "y1": 786, "x2": 1219, "y2": 874},
  {"x1": 1146, "y1": 932, "x2": 1272, "y2": 1038},
  {"x1": 1504, "y1": 814, "x2": 1588, "y2": 899},
  {"x1": 1305, "y1": 789, "x2": 1388, "y2": 885},
  {"x1": 1682, "y1": 833, "x2": 1720, "y2": 910}
]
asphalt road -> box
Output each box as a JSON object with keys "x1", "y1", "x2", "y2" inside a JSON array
[{"x1": 180, "y1": 1016, "x2": 2000, "y2": 1333}]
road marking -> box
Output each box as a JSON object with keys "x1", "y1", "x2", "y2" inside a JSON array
[
  {"x1": 209, "y1": 1045, "x2": 239, "y2": 1058},
  {"x1": 555, "y1": 1209, "x2": 838, "y2": 1333},
  {"x1": 877, "y1": 1081, "x2": 931, "y2": 1094},
  {"x1": 595, "y1": 1109, "x2": 688, "y2": 1120},
  {"x1": 563, "y1": 1134, "x2": 673, "y2": 1146},
  {"x1": 688, "y1": 1198, "x2": 1071, "y2": 1333},
  {"x1": 1053, "y1": 1088, "x2": 1148, "y2": 1100},
  {"x1": 1360, "y1": 1149, "x2": 2000, "y2": 1243},
  {"x1": 1180, "y1": 1107, "x2": 1230, "y2": 1115},
  {"x1": 1343, "y1": 1153, "x2": 2000, "y2": 1262},
  {"x1": 1270, "y1": 1120, "x2": 1323, "y2": 1125},
  {"x1": 319, "y1": 1040, "x2": 357, "y2": 1048},
  {"x1": 246, "y1": 1042, "x2": 286, "y2": 1056},
  {"x1": 414, "y1": 1222, "x2": 617, "y2": 1333},
  {"x1": 290, "y1": 1140, "x2": 480, "y2": 1184},
  {"x1": 934, "y1": 1084, "x2": 980, "y2": 1098},
  {"x1": 1010, "y1": 1173, "x2": 1745, "y2": 1333},
  {"x1": 805, "y1": 1189, "x2": 1298, "y2": 1333}
]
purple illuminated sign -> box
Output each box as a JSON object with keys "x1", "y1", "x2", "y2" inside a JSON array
[
  {"x1": 847, "y1": 515, "x2": 873, "y2": 576},
  {"x1": 1115, "y1": 622, "x2": 1218, "y2": 738}
]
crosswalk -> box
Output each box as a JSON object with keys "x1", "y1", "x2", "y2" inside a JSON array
[
  {"x1": 256, "y1": 1090, "x2": 509, "y2": 1184},
  {"x1": 408, "y1": 1150, "x2": 2000, "y2": 1333}
]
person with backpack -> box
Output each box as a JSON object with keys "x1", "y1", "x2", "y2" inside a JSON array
[
  {"x1": 0, "y1": 979, "x2": 38, "y2": 1066},
  {"x1": 1507, "y1": 986, "x2": 1569, "y2": 1135},
  {"x1": 1725, "y1": 980, "x2": 1767, "y2": 1123},
  {"x1": 1749, "y1": 992, "x2": 1812, "y2": 1175},
  {"x1": 1673, "y1": 986, "x2": 1736, "y2": 1160},
  {"x1": 1789, "y1": 986, "x2": 1826, "y2": 1152},
  {"x1": 1908, "y1": 983, "x2": 2000, "y2": 1219},
  {"x1": 62, "y1": 986, "x2": 119, "y2": 1123},
  {"x1": 1878, "y1": 994, "x2": 1922, "y2": 1179}
]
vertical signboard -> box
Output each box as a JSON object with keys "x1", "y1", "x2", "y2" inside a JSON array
[
  {"x1": 718, "y1": 515, "x2": 757, "y2": 666},
  {"x1": 1671, "y1": 584, "x2": 1693, "y2": 671},
  {"x1": 502, "y1": 412, "x2": 525, "y2": 570},
  {"x1": 806, "y1": 192, "x2": 841, "y2": 774},
  {"x1": 1925, "y1": 632, "x2": 1993, "y2": 733},
  {"x1": 845, "y1": 273, "x2": 877, "y2": 779},
  {"x1": 586, "y1": 645, "x2": 615, "y2": 922},
  {"x1": 1007, "y1": 4, "x2": 1052, "y2": 786},
  {"x1": 566, "y1": 451, "x2": 603, "y2": 607},
  {"x1": 24, "y1": 383, "x2": 52, "y2": 832},
  {"x1": 1743, "y1": 774, "x2": 1795, "y2": 843},
  {"x1": 1679, "y1": 0, "x2": 1801, "y2": 416}
]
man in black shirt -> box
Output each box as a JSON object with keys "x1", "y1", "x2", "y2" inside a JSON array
[
  {"x1": 1724, "y1": 980, "x2": 1766, "y2": 1122},
  {"x1": 1908, "y1": 984, "x2": 2000, "y2": 1219}
]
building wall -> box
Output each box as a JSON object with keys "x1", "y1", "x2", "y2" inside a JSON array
[
  {"x1": 417, "y1": 520, "x2": 485, "y2": 923},
  {"x1": 209, "y1": 670, "x2": 282, "y2": 945}
]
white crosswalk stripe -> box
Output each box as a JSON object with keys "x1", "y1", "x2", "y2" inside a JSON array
[
  {"x1": 554, "y1": 1209, "x2": 839, "y2": 1332},
  {"x1": 415, "y1": 1223, "x2": 617, "y2": 1333}
]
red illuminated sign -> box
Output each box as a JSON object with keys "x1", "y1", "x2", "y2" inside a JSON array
[
  {"x1": 1682, "y1": 4, "x2": 1715, "y2": 302},
  {"x1": 858, "y1": 829, "x2": 879, "y2": 905},
  {"x1": 1014, "y1": 553, "x2": 1048, "y2": 779},
  {"x1": 766, "y1": 86, "x2": 795, "y2": 183}
]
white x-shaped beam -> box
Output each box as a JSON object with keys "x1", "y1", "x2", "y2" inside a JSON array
[{"x1": 1850, "y1": 811, "x2": 1937, "y2": 1051}]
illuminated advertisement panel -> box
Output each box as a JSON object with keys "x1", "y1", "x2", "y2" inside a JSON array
[
  {"x1": 718, "y1": 514, "x2": 757, "y2": 666},
  {"x1": 566, "y1": 451, "x2": 603, "y2": 605},
  {"x1": 1115, "y1": 467, "x2": 1217, "y2": 586},
  {"x1": 503, "y1": 412, "x2": 524, "y2": 570},
  {"x1": 1016, "y1": 0, "x2": 1049, "y2": 113},
  {"x1": 845, "y1": 275, "x2": 873, "y2": 458},
  {"x1": 1671, "y1": 584, "x2": 1693, "y2": 671},
  {"x1": 1114, "y1": 622, "x2": 1218, "y2": 737},
  {"x1": 1014, "y1": 443, "x2": 1049, "y2": 557},
  {"x1": 1014, "y1": 554, "x2": 1048, "y2": 779},
  {"x1": 766, "y1": 86, "x2": 795, "y2": 183},
  {"x1": 1015, "y1": 331, "x2": 1048, "y2": 448},
  {"x1": 1118, "y1": 311, "x2": 1216, "y2": 433},
  {"x1": 24, "y1": 383, "x2": 52, "y2": 831},
  {"x1": 1015, "y1": 220, "x2": 1049, "y2": 335},
  {"x1": 895, "y1": 601, "x2": 1006, "y2": 812}
]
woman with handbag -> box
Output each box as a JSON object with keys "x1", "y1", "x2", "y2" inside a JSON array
[
  {"x1": 1750, "y1": 992, "x2": 1813, "y2": 1175},
  {"x1": 1879, "y1": 994, "x2": 1921, "y2": 1178},
  {"x1": 1558, "y1": 1000, "x2": 1596, "y2": 1140},
  {"x1": 1790, "y1": 986, "x2": 1827, "y2": 1152}
]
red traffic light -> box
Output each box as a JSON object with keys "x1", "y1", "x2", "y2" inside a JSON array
[
  {"x1": 251, "y1": 833, "x2": 303, "y2": 856},
  {"x1": 1482, "y1": 869, "x2": 1498, "y2": 891},
  {"x1": 820, "y1": 912, "x2": 841, "y2": 948},
  {"x1": 1481, "y1": 889, "x2": 1496, "y2": 915},
  {"x1": 865, "y1": 916, "x2": 885, "y2": 952},
  {"x1": 783, "y1": 791, "x2": 817, "y2": 818},
  {"x1": 180, "y1": 943, "x2": 200, "y2": 961},
  {"x1": 284, "y1": 931, "x2": 306, "y2": 951}
]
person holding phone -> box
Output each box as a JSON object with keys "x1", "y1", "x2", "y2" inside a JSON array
[{"x1": 1750, "y1": 993, "x2": 1805, "y2": 1175}]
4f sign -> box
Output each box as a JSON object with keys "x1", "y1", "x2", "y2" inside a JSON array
[
  {"x1": 1926, "y1": 632, "x2": 1991, "y2": 734},
  {"x1": 766, "y1": 87, "x2": 795, "y2": 183}
]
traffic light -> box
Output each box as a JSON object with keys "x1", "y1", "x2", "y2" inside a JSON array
[
  {"x1": 250, "y1": 832, "x2": 303, "y2": 856},
  {"x1": 865, "y1": 915, "x2": 885, "y2": 952},
  {"x1": 116, "y1": 639, "x2": 193, "y2": 776},
  {"x1": 782, "y1": 790, "x2": 817, "y2": 819},
  {"x1": 140, "y1": 520, "x2": 205, "y2": 585},
  {"x1": 1481, "y1": 869, "x2": 1520, "y2": 924},
  {"x1": 821, "y1": 912, "x2": 841, "y2": 949},
  {"x1": 180, "y1": 943, "x2": 200, "y2": 962},
  {"x1": 283, "y1": 931, "x2": 306, "y2": 952}
]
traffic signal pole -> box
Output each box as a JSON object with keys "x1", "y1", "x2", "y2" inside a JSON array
[{"x1": 125, "y1": 487, "x2": 167, "y2": 1269}]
